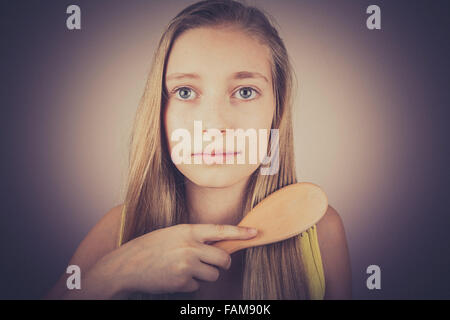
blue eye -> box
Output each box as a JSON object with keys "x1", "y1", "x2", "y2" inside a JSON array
[
  {"x1": 174, "y1": 87, "x2": 196, "y2": 100},
  {"x1": 172, "y1": 86, "x2": 259, "y2": 101},
  {"x1": 235, "y1": 87, "x2": 259, "y2": 100}
]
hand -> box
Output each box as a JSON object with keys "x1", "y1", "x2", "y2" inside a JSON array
[{"x1": 94, "y1": 223, "x2": 258, "y2": 296}]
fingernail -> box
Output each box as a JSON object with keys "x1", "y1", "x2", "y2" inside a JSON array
[{"x1": 247, "y1": 228, "x2": 257, "y2": 235}]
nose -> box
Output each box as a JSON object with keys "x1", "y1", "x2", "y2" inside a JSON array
[
  {"x1": 196, "y1": 92, "x2": 232, "y2": 132},
  {"x1": 202, "y1": 128, "x2": 226, "y2": 135}
]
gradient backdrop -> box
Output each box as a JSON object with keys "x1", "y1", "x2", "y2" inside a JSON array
[{"x1": 1, "y1": 0, "x2": 449, "y2": 299}]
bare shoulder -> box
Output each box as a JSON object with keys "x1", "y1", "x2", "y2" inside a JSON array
[
  {"x1": 70, "y1": 204, "x2": 125, "y2": 268},
  {"x1": 315, "y1": 205, "x2": 352, "y2": 299},
  {"x1": 44, "y1": 204, "x2": 124, "y2": 299},
  {"x1": 316, "y1": 205, "x2": 345, "y2": 243}
]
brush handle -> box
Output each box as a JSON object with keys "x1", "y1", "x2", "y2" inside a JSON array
[
  {"x1": 212, "y1": 230, "x2": 299, "y2": 254},
  {"x1": 211, "y1": 182, "x2": 328, "y2": 254},
  {"x1": 212, "y1": 230, "x2": 265, "y2": 254},
  {"x1": 213, "y1": 239, "x2": 244, "y2": 254}
]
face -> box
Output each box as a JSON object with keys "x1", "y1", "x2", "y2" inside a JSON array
[{"x1": 164, "y1": 26, "x2": 275, "y2": 188}]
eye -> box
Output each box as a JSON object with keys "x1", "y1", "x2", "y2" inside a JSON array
[
  {"x1": 173, "y1": 86, "x2": 197, "y2": 100},
  {"x1": 233, "y1": 87, "x2": 259, "y2": 100}
]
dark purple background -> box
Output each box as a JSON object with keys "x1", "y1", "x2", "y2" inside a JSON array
[{"x1": 0, "y1": 0, "x2": 449, "y2": 299}]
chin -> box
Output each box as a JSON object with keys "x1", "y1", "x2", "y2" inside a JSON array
[{"x1": 178, "y1": 164, "x2": 259, "y2": 188}]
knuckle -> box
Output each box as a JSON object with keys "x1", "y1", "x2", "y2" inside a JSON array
[
  {"x1": 224, "y1": 255, "x2": 232, "y2": 268},
  {"x1": 187, "y1": 280, "x2": 199, "y2": 292},
  {"x1": 178, "y1": 278, "x2": 197, "y2": 292},
  {"x1": 182, "y1": 276, "x2": 192, "y2": 286},
  {"x1": 184, "y1": 246, "x2": 198, "y2": 259},
  {"x1": 215, "y1": 250, "x2": 231, "y2": 268},
  {"x1": 186, "y1": 224, "x2": 195, "y2": 238},
  {"x1": 173, "y1": 275, "x2": 188, "y2": 289},
  {"x1": 191, "y1": 241, "x2": 203, "y2": 250},
  {"x1": 214, "y1": 224, "x2": 226, "y2": 235},
  {"x1": 176, "y1": 276, "x2": 193, "y2": 291},
  {"x1": 176, "y1": 260, "x2": 190, "y2": 274}
]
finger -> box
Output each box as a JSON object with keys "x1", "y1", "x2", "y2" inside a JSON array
[
  {"x1": 191, "y1": 224, "x2": 257, "y2": 243},
  {"x1": 191, "y1": 260, "x2": 220, "y2": 282},
  {"x1": 179, "y1": 278, "x2": 200, "y2": 293},
  {"x1": 194, "y1": 243, "x2": 232, "y2": 270}
]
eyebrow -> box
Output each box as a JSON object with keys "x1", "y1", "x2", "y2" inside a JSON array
[
  {"x1": 166, "y1": 71, "x2": 269, "y2": 83},
  {"x1": 233, "y1": 71, "x2": 269, "y2": 83}
]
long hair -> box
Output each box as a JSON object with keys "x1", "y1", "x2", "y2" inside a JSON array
[{"x1": 118, "y1": 0, "x2": 311, "y2": 299}]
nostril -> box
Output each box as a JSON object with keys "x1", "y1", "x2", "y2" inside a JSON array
[{"x1": 202, "y1": 128, "x2": 226, "y2": 134}]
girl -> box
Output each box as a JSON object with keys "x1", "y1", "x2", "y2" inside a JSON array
[{"x1": 46, "y1": 0, "x2": 351, "y2": 300}]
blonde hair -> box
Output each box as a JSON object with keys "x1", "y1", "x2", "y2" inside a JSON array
[{"x1": 118, "y1": 0, "x2": 310, "y2": 299}]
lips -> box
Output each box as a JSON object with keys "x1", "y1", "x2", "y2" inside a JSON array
[{"x1": 191, "y1": 151, "x2": 241, "y2": 156}]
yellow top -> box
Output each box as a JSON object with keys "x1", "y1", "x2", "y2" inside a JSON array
[
  {"x1": 299, "y1": 225, "x2": 326, "y2": 299},
  {"x1": 117, "y1": 204, "x2": 126, "y2": 248},
  {"x1": 118, "y1": 206, "x2": 326, "y2": 300}
]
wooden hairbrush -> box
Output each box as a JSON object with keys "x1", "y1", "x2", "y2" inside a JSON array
[{"x1": 212, "y1": 182, "x2": 328, "y2": 254}]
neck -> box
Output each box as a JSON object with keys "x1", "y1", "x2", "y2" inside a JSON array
[{"x1": 186, "y1": 177, "x2": 250, "y2": 225}]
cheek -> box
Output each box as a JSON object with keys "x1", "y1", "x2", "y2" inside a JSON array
[
  {"x1": 164, "y1": 104, "x2": 190, "y2": 151},
  {"x1": 236, "y1": 99, "x2": 275, "y2": 131}
]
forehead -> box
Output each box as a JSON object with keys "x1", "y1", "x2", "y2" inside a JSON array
[{"x1": 165, "y1": 26, "x2": 272, "y2": 82}]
